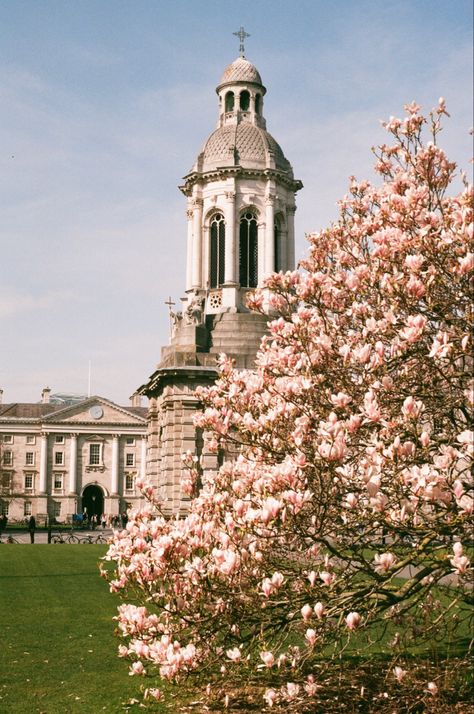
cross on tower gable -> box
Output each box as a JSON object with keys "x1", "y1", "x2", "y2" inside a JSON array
[{"x1": 233, "y1": 26, "x2": 250, "y2": 57}]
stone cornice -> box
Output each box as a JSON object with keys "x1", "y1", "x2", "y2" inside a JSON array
[{"x1": 179, "y1": 167, "x2": 303, "y2": 196}]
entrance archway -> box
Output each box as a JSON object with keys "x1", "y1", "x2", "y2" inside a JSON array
[{"x1": 82, "y1": 484, "x2": 104, "y2": 521}]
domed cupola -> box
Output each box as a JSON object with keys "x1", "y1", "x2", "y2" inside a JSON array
[{"x1": 178, "y1": 31, "x2": 303, "y2": 318}]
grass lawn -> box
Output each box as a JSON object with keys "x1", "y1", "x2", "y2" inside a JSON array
[{"x1": 0, "y1": 545, "x2": 166, "y2": 714}]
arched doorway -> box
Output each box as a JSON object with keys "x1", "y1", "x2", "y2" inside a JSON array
[{"x1": 81, "y1": 484, "x2": 104, "y2": 521}]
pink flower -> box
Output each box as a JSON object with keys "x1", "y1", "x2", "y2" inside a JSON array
[
  {"x1": 260, "y1": 650, "x2": 275, "y2": 667},
  {"x1": 345, "y1": 612, "x2": 361, "y2": 630},
  {"x1": 301, "y1": 604, "x2": 312, "y2": 621},
  {"x1": 393, "y1": 666, "x2": 407, "y2": 682},
  {"x1": 305, "y1": 628, "x2": 317, "y2": 646},
  {"x1": 373, "y1": 552, "x2": 397, "y2": 573},
  {"x1": 427, "y1": 682, "x2": 438, "y2": 696},
  {"x1": 319, "y1": 571, "x2": 335, "y2": 586},
  {"x1": 314, "y1": 602, "x2": 325, "y2": 619},
  {"x1": 263, "y1": 688, "x2": 278, "y2": 707},
  {"x1": 226, "y1": 647, "x2": 241, "y2": 662}
]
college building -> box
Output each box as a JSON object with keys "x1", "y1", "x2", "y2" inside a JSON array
[{"x1": 0, "y1": 388, "x2": 147, "y2": 524}]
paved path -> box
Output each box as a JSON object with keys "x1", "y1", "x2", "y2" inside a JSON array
[{"x1": 0, "y1": 528, "x2": 114, "y2": 544}]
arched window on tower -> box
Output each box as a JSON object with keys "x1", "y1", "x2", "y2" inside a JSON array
[
  {"x1": 239, "y1": 212, "x2": 258, "y2": 288},
  {"x1": 274, "y1": 217, "x2": 282, "y2": 272},
  {"x1": 240, "y1": 90, "x2": 250, "y2": 111},
  {"x1": 255, "y1": 93, "x2": 261, "y2": 115},
  {"x1": 225, "y1": 91, "x2": 234, "y2": 112},
  {"x1": 210, "y1": 213, "x2": 226, "y2": 288}
]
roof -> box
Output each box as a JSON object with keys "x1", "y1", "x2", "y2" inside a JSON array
[
  {"x1": 218, "y1": 57, "x2": 263, "y2": 89},
  {"x1": 195, "y1": 123, "x2": 292, "y2": 174}
]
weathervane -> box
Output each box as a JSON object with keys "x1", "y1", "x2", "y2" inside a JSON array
[{"x1": 233, "y1": 26, "x2": 250, "y2": 57}]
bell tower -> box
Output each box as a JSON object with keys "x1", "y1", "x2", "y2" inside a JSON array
[{"x1": 139, "y1": 37, "x2": 302, "y2": 514}]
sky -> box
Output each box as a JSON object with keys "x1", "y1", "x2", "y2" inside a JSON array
[{"x1": 1, "y1": 0, "x2": 472, "y2": 405}]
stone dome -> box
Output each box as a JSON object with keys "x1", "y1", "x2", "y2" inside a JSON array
[
  {"x1": 195, "y1": 123, "x2": 292, "y2": 174},
  {"x1": 217, "y1": 57, "x2": 264, "y2": 89}
]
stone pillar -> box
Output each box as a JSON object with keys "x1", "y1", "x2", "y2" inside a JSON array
[
  {"x1": 186, "y1": 206, "x2": 194, "y2": 291},
  {"x1": 191, "y1": 198, "x2": 203, "y2": 289},
  {"x1": 264, "y1": 195, "x2": 275, "y2": 279},
  {"x1": 140, "y1": 437, "x2": 147, "y2": 481},
  {"x1": 68, "y1": 434, "x2": 78, "y2": 494},
  {"x1": 111, "y1": 435, "x2": 119, "y2": 495},
  {"x1": 287, "y1": 205, "x2": 296, "y2": 271},
  {"x1": 224, "y1": 191, "x2": 236, "y2": 284},
  {"x1": 39, "y1": 434, "x2": 48, "y2": 494}
]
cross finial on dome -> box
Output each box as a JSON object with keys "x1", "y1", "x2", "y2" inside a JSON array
[{"x1": 233, "y1": 26, "x2": 250, "y2": 57}]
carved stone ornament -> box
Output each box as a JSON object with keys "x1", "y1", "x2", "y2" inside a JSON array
[{"x1": 184, "y1": 293, "x2": 205, "y2": 326}]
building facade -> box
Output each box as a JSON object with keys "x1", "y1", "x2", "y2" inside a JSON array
[
  {"x1": 0, "y1": 388, "x2": 147, "y2": 524},
  {"x1": 139, "y1": 47, "x2": 302, "y2": 514}
]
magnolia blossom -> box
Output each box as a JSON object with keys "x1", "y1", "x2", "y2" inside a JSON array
[{"x1": 345, "y1": 612, "x2": 361, "y2": 630}]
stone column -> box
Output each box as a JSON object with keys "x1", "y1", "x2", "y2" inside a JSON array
[
  {"x1": 140, "y1": 437, "x2": 147, "y2": 481},
  {"x1": 68, "y1": 434, "x2": 78, "y2": 494},
  {"x1": 111, "y1": 435, "x2": 119, "y2": 495},
  {"x1": 287, "y1": 205, "x2": 296, "y2": 271},
  {"x1": 191, "y1": 198, "x2": 203, "y2": 289},
  {"x1": 264, "y1": 195, "x2": 276, "y2": 279},
  {"x1": 186, "y1": 206, "x2": 194, "y2": 291},
  {"x1": 224, "y1": 191, "x2": 236, "y2": 284},
  {"x1": 39, "y1": 434, "x2": 48, "y2": 494}
]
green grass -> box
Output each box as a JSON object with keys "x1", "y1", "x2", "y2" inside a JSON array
[{"x1": 0, "y1": 545, "x2": 166, "y2": 714}]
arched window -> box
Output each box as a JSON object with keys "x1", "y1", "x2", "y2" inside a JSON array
[
  {"x1": 239, "y1": 212, "x2": 258, "y2": 288},
  {"x1": 274, "y1": 218, "x2": 282, "y2": 272},
  {"x1": 210, "y1": 213, "x2": 225, "y2": 288},
  {"x1": 225, "y1": 91, "x2": 234, "y2": 112},
  {"x1": 240, "y1": 90, "x2": 250, "y2": 111},
  {"x1": 255, "y1": 93, "x2": 261, "y2": 115}
]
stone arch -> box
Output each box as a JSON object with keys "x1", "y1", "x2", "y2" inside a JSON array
[{"x1": 81, "y1": 483, "x2": 105, "y2": 521}]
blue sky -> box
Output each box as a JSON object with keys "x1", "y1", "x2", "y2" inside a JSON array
[{"x1": 1, "y1": 0, "x2": 472, "y2": 404}]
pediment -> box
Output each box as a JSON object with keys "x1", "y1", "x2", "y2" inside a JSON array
[{"x1": 43, "y1": 397, "x2": 147, "y2": 425}]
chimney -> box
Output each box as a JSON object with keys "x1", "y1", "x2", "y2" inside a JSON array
[
  {"x1": 42, "y1": 387, "x2": 51, "y2": 404},
  {"x1": 130, "y1": 393, "x2": 142, "y2": 408}
]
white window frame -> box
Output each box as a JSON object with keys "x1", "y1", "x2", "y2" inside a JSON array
[
  {"x1": 24, "y1": 473, "x2": 34, "y2": 491},
  {"x1": 25, "y1": 452, "x2": 35, "y2": 466},
  {"x1": 53, "y1": 473, "x2": 64, "y2": 491},
  {"x1": 55, "y1": 435, "x2": 65, "y2": 444},
  {"x1": 54, "y1": 451, "x2": 64, "y2": 466},
  {"x1": 53, "y1": 501, "x2": 61, "y2": 518},
  {"x1": 125, "y1": 474, "x2": 134, "y2": 492},
  {"x1": 24, "y1": 501, "x2": 32, "y2": 517},
  {"x1": 125, "y1": 437, "x2": 135, "y2": 446},
  {"x1": 2, "y1": 451, "x2": 13, "y2": 466},
  {"x1": 125, "y1": 452, "x2": 135, "y2": 467},
  {"x1": 2, "y1": 435, "x2": 13, "y2": 444},
  {"x1": 89, "y1": 443, "x2": 102, "y2": 466},
  {"x1": 1, "y1": 501, "x2": 10, "y2": 516},
  {"x1": 26, "y1": 435, "x2": 36, "y2": 445}
]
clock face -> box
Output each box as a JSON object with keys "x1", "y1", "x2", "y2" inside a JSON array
[{"x1": 89, "y1": 406, "x2": 104, "y2": 420}]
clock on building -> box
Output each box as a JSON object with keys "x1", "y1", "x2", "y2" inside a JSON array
[{"x1": 89, "y1": 406, "x2": 104, "y2": 419}]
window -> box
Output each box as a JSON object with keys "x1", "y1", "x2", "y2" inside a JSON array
[
  {"x1": 53, "y1": 474, "x2": 63, "y2": 491},
  {"x1": 125, "y1": 453, "x2": 135, "y2": 467},
  {"x1": 25, "y1": 452, "x2": 35, "y2": 466},
  {"x1": 225, "y1": 91, "x2": 234, "y2": 112},
  {"x1": 210, "y1": 213, "x2": 226, "y2": 288},
  {"x1": 2, "y1": 451, "x2": 12, "y2": 467},
  {"x1": 26, "y1": 435, "x2": 36, "y2": 445},
  {"x1": 53, "y1": 501, "x2": 61, "y2": 518},
  {"x1": 274, "y1": 218, "x2": 282, "y2": 272},
  {"x1": 89, "y1": 443, "x2": 101, "y2": 466},
  {"x1": 0, "y1": 501, "x2": 9, "y2": 516},
  {"x1": 2, "y1": 435, "x2": 13, "y2": 444},
  {"x1": 1, "y1": 473, "x2": 11, "y2": 493},
  {"x1": 54, "y1": 451, "x2": 64, "y2": 466},
  {"x1": 239, "y1": 212, "x2": 258, "y2": 288},
  {"x1": 255, "y1": 93, "x2": 261, "y2": 115},
  {"x1": 24, "y1": 474, "x2": 34, "y2": 491},
  {"x1": 240, "y1": 90, "x2": 250, "y2": 111},
  {"x1": 55, "y1": 435, "x2": 65, "y2": 444},
  {"x1": 125, "y1": 437, "x2": 135, "y2": 446},
  {"x1": 24, "y1": 502, "x2": 32, "y2": 517},
  {"x1": 125, "y1": 474, "x2": 134, "y2": 492}
]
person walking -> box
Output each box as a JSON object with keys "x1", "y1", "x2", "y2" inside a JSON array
[{"x1": 28, "y1": 515, "x2": 36, "y2": 544}]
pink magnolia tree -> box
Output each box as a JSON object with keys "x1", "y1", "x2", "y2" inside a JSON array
[{"x1": 104, "y1": 102, "x2": 473, "y2": 711}]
